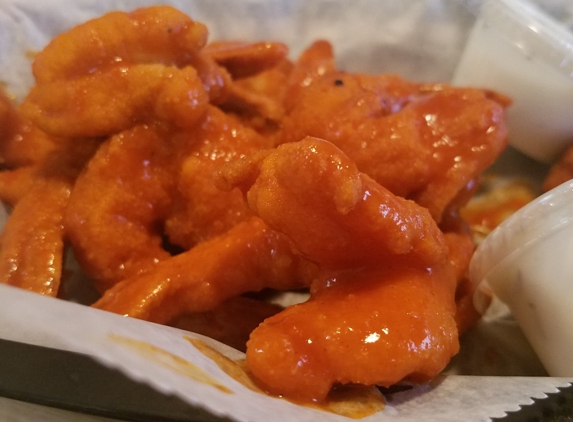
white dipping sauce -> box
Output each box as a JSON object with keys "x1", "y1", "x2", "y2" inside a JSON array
[
  {"x1": 452, "y1": 0, "x2": 573, "y2": 164},
  {"x1": 470, "y1": 180, "x2": 573, "y2": 377}
]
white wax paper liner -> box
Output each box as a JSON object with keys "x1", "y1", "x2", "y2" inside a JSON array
[{"x1": 0, "y1": 284, "x2": 571, "y2": 422}]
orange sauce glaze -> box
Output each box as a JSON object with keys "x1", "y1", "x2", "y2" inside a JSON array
[
  {"x1": 219, "y1": 137, "x2": 461, "y2": 403},
  {"x1": 188, "y1": 337, "x2": 385, "y2": 419},
  {"x1": 246, "y1": 263, "x2": 458, "y2": 403}
]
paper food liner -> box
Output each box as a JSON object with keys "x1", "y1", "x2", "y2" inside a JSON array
[
  {"x1": 0, "y1": 0, "x2": 571, "y2": 421},
  {"x1": 0, "y1": 284, "x2": 570, "y2": 422}
]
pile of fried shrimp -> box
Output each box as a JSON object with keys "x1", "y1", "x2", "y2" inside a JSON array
[{"x1": 0, "y1": 5, "x2": 514, "y2": 403}]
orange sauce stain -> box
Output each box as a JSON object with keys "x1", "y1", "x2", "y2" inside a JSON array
[
  {"x1": 320, "y1": 384, "x2": 386, "y2": 419},
  {"x1": 185, "y1": 336, "x2": 385, "y2": 419},
  {"x1": 25, "y1": 50, "x2": 38, "y2": 60},
  {"x1": 109, "y1": 334, "x2": 232, "y2": 394},
  {"x1": 461, "y1": 178, "x2": 536, "y2": 242},
  {"x1": 185, "y1": 336, "x2": 263, "y2": 393}
]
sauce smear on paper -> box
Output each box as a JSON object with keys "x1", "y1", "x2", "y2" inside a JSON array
[
  {"x1": 109, "y1": 334, "x2": 232, "y2": 394},
  {"x1": 186, "y1": 336, "x2": 385, "y2": 419},
  {"x1": 110, "y1": 333, "x2": 385, "y2": 418}
]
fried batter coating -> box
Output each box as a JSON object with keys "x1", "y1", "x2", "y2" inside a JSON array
[
  {"x1": 64, "y1": 124, "x2": 176, "y2": 291},
  {"x1": 0, "y1": 90, "x2": 56, "y2": 168},
  {"x1": 22, "y1": 64, "x2": 210, "y2": 138},
  {"x1": 220, "y1": 137, "x2": 447, "y2": 270},
  {"x1": 20, "y1": 6, "x2": 219, "y2": 138},
  {"x1": 170, "y1": 296, "x2": 283, "y2": 352},
  {"x1": 93, "y1": 217, "x2": 306, "y2": 323},
  {"x1": 0, "y1": 179, "x2": 69, "y2": 296},
  {"x1": 0, "y1": 139, "x2": 98, "y2": 296},
  {"x1": 221, "y1": 137, "x2": 458, "y2": 401},
  {"x1": 247, "y1": 264, "x2": 458, "y2": 401},
  {"x1": 164, "y1": 108, "x2": 271, "y2": 249},
  {"x1": 280, "y1": 72, "x2": 508, "y2": 221},
  {"x1": 65, "y1": 106, "x2": 270, "y2": 291},
  {"x1": 32, "y1": 6, "x2": 208, "y2": 83},
  {"x1": 203, "y1": 41, "x2": 289, "y2": 79}
]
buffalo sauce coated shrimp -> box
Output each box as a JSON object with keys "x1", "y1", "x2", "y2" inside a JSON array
[
  {"x1": 64, "y1": 123, "x2": 177, "y2": 291},
  {"x1": 93, "y1": 217, "x2": 307, "y2": 323},
  {"x1": 20, "y1": 6, "x2": 291, "y2": 139},
  {"x1": 31, "y1": 6, "x2": 208, "y2": 84},
  {"x1": 0, "y1": 90, "x2": 59, "y2": 206},
  {"x1": 27, "y1": 6, "x2": 286, "y2": 292},
  {"x1": 221, "y1": 137, "x2": 447, "y2": 270},
  {"x1": 0, "y1": 6, "x2": 513, "y2": 404},
  {"x1": 65, "y1": 105, "x2": 271, "y2": 292},
  {"x1": 247, "y1": 264, "x2": 458, "y2": 402},
  {"x1": 219, "y1": 137, "x2": 460, "y2": 401},
  {"x1": 163, "y1": 107, "x2": 274, "y2": 250},
  {"x1": 0, "y1": 90, "x2": 57, "y2": 169},
  {"x1": 0, "y1": 136, "x2": 99, "y2": 296},
  {"x1": 19, "y1": 6, "x2": 221, "y2": 138},
  {"x1": 218, "y1": 39, "x2": 334, "y2": 137},
  {"x1": 280, "y1": 58, "x2": 509, "y2": 221},
  {"x1": 0, "y1": 89, "x2": 99, "y2": 296},
  {"x1": 202, "y1": 41, "x2": 289, "y2": 79}
]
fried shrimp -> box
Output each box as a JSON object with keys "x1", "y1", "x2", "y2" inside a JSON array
[
  {"x1": 163, "y1": 107, "x2": 272, "y2": 249},
  {"x1": 93, "y1": 217, "x2": 306, "y2": 323},
  {"x1": 248, "y1": 264, "x2": 458, "y2": 401},
  {"x1": 63, "y1": 124, "x2": 177, "y2": 291},
  {"x1": 280, "y1": 71, "x2": 508, "y2": 221},
  {"x1": 221, "y1": 59, "x2": 293, "y2": 129},
  {"x1": 65, "y1": 106, "x2": 270, "y2": 291},
  {"x1": 220, "y1": 40, "x2": 334, "y2": 133},
  {"x1": 0, "y1": 137, "x2": 98, "y2": 296},
  {"x1": 220, "y1": 137, "x2": 447, "y2": 269},
  {"x1": 0, "y1": 90, "x2": 56, "y2": 168},
  {"x1": 0, "y1": 89, "x2": 98, "y2": 296},
  {"x1": 31, "y1": 6, "x2": 208, "y2": 84},
  {"x1": 0, "y1": 179, "x2": 69, "y2": 296},
  {"x1": 23, "y1": 64, "x2": 210, "y2": 137},
  {"x1": 221, "y1": 137, "x2": 459, "y2": 401},
  {"x1": 20, "y1": 6, "x2": 215, "y2": 137},
  {"x1": 0, "y1": 5, "x2": 514, "y2": 406}
]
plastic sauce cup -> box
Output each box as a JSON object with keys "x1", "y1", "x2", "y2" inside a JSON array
[
  {"x1": 470, "y1": 180, "x2": 573, "y2": 376},
  {"x1": 452, "y1": 0, "x2": 573, "y2": 164}
]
